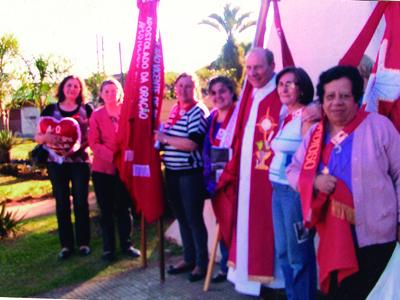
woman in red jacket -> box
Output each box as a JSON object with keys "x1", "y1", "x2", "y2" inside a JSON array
[{"x1": 89, "y1": 78, "x2": 140, "y2": 262}]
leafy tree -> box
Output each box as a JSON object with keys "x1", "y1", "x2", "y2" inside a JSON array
[
  {"x1": 164, "y1": 71, "x2": 178, "y2": 100},
  {"x1": 199, "y1": 4, "x2": 256, "y2": 81},
  {"x1": 85, "y1": 71, "x2": 108, "y2": 107},
  {"x1": 14, "y1": 54, "x2": 72, "y2": 112},
  {"x1": 196, "y1": 67, "x2": 237, "y2": 93},
  {"x1": 0, "y1": 34, "x2": 19, "y2": 130}
]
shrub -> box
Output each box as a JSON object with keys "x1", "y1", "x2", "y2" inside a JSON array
[
  {"x1": 0, "y1": 202, "x2": 22, "y2": 239},
  {"x1": 0, "y1": 163, "x2": 47, "y2": 179},
  {"x1": 0, "y1": 130, "x2": 17, "y2": 163}
]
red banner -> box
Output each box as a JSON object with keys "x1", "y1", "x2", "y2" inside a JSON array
[
  {"x1": 115, "y1": 0, "x2": 164, "y2": 223},
  {"x1": 339, "y1": 2, "x2": 400, "y2": 132}
]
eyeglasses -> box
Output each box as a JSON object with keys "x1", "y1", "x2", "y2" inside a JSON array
[{"x1": 278, "y1": 81, "x2": 298, "y2": 89}]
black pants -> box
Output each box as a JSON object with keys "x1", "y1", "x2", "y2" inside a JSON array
[
  {"x1": 92, "y1": 172, "x2": 133, "y2": 253},
  {"x1": 47, "y1": 162, "x2": 91, "y2": 249},
  {"x1": 326, "y1": 241, "x2": 396, "y2": 300},
  {"x1": 165, "y1": 168, "x2": 208, "y2": 272}
]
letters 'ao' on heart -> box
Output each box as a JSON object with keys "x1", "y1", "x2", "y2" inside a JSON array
[{"x1": 38, "y1": 116, "x2": 81, "y2": 156}]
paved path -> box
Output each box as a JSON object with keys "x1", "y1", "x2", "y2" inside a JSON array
[
  {"x1": 38, "y1": 259, "x2": 256, "y2": 300},
  {"x1": 6, "y1": 192, "x2": 97, "y2": 220},
  {"x1": 6, "y1": 196, "x2": 259, "y2": 299}
]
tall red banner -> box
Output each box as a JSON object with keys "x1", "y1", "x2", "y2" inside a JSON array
[{"x1": 115, "y1": 0, "x2": 164, "y2": 223}]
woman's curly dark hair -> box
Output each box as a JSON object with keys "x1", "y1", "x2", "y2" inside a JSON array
[{"x1": 316, "y1": 66, "x2": 363, "y2": 104}]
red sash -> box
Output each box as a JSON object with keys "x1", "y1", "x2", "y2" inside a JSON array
[
  {"x1": 298, "y1": 110, "x2": 369, "y2": 293},
  {"x1": 227, "y1": 91, "x2": 282, "y2": 282},
  {"x1": 209, "y1": 105, "x2": 235, "y2": 147},
  {"x1": 166, "y1": 101, "x2": 197, "y2": 129},
  {"x1": 280, "y1": 107, "x2": 303, "y2": 131}
]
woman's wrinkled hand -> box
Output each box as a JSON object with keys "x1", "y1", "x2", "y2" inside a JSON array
[
  {"x1": 44, "y1": 133, "x2": 62, "y2": 147},
  {"x1": 303, "y1": 102, "x2": 322, "y2": 123},
  {"x1": 313, "y1": 174, "x2": 337, "y2": 194}
]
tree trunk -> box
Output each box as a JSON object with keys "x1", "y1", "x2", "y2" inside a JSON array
[
  {"x1": 0, "y1": 109, "x2": 9, "y2": 131},
  {"x1": 0, "y1": 148, "x2": 10, "y2": 163}
]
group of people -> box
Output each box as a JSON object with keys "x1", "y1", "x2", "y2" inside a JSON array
[
  {"x1": 156, "y1": 47, "x2": 400, "y2": 300},
  {"x1": 35, "y1": 76, "x2": 141, "y2": 262},
  {"x1": 35, "y1": 45, "x2": 400, "y2": 300}
]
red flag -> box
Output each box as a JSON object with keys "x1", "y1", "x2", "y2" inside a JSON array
[
  {"x1": 213, "y1": 0, "x2": 294, "y2": 247},
  {"x1": 272, "y1": 0, "x2": 295, "y2": 67},
  {"x1": 115, "y1": 0, "x2": 164, "y2": 223},
  {"x1": 339, "y1": 2, "x2": 400, "y2": 132}
]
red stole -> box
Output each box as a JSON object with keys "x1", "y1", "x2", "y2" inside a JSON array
[
  {"x1": 298, "y1": 111, "x2": 369, "y2": 293},
  {"x1": 209, "y1": 105, "x2": 235, "y2": 146},
  {"x1": 213, "y1": 0, "x2": 294, "y2": 262},
  {"x1": 228, "y1": 90, "x2": 282, "y2": 282},
  {"x1": 166, "y1": 101, "x2": 197, "y2": 129}
]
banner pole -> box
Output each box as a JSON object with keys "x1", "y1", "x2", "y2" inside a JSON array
[
  {"x1": 253, "y1": 0, "x2": 271, "y2": 47},
  {"x1": 141, "y1": 214, "x2": 147, "y2": 268},
  {"x1": 158, "y1": 216, "x2": 165, "y2": 282},
  {"x1": 203, "y1": 224, "x2": 220, "y2": 292}
]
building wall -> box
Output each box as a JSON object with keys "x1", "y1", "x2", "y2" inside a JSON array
[{"x1": 265, "y1": 0, "x2": 383, "y2": 86}]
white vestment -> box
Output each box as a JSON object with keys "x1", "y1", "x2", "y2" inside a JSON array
[{"x1": 227, "y1": 76, "x2": 286, "y2": 296}]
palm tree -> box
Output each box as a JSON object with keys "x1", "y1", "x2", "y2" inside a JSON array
[
  {"x1": 199, "y1": 4, "x2": 256, "y2": 41},
  {"x1": 199, "y1": 4, "x2": 256, "y2": 81}
]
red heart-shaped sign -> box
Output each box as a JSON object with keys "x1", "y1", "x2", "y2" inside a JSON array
[{"x1": 39, "y1": 116, "x2": 81, "y2": 157}]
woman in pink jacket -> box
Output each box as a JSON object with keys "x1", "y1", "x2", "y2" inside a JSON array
[{"x1": 88, "y1": 78, "x2": 140, "y2": 262}]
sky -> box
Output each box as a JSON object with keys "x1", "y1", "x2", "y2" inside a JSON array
[{"x1": 1, "y1": 0, "x2": 261, "y2": 77}]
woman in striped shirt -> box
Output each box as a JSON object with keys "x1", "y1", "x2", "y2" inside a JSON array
[{"x1": 155, "y1": 73, "x2": 209, "y2": 282}]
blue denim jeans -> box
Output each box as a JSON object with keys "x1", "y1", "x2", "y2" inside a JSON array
[
  {"x1": 219, "y1": 241, "x2": 228, "y2": 273},
  {"x1": 165, "y1": 168, "x2": 208, "y2": 272},
  {"x1": 272, "y1": 182, "x2": 317, "y2": 300}
]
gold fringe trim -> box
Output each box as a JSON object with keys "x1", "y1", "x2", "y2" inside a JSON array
[
  {"x1": 331, "y1": 199, "x2": 355, "y2": 224},
  {"x1": 227, "y1": 260, "x2": 274, "y2": 284},
  {"x1": 248, "y1": 275, "x2": 275, "y2": 284}
]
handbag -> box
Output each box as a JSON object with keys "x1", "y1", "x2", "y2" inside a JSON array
[{"x1": 31, "y1": 144, "x2": 49, "y2": 165}]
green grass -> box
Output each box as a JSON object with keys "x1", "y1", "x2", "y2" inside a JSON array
[
  {"x1": 0, "y1": 213, "x2": 169, "y2": 298},
  {"x1": 0, "y1": 175, "x2": 52, "y2": 202},
  {"x1": 10, "y1": 139, "x2": 36, "y2": 161},
  {"x1": 0, "y1": 139, "x2": 181, "y2": 297},
  {"x1": 1, "y1": 139, "x2": 51, "y2": 203}
]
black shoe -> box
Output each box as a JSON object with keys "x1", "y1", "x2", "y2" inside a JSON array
[
  {"x1": 188, "y1": 272, "x2": 206, "y2": 282},
  {"x1": 123, "y1": 246, "x2": 141, "y2": 258},
  {"x1": 79, "y1": 245, "x2": 91, "y2": 256},
  {"x1": 167, "y1": 263, "x2": 195, "y2": 275},
  {"x1": 260, "y1": 287, "x2": 287, "y2": 300},
  {"x1": 211, "y1": 272, "x2": 227, "y2": 283},
  {"x1": 101, "y1": 251, "x2": 115, "y2": 262},
  {"x1": 58, "y1": 248, "x2": 73, "y2": 260}
]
